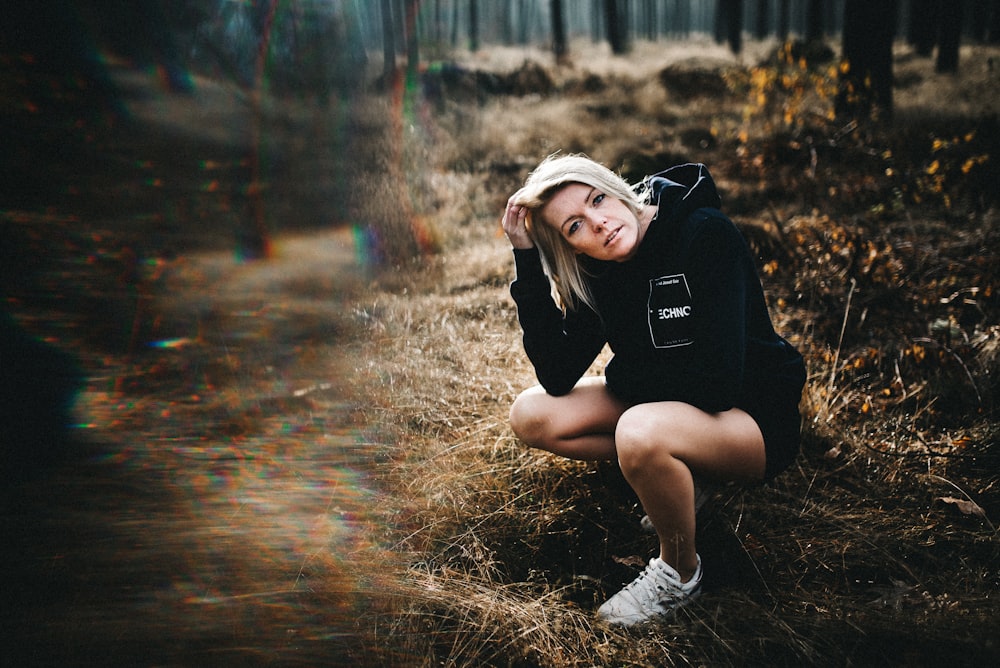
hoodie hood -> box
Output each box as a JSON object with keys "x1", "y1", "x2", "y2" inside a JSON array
[
  {"x1": 645, "y1": 163, "x2": 722, "y2": 224},
  {"x1": 578, "y1": 162, "x2": 723, "y2": 273}
]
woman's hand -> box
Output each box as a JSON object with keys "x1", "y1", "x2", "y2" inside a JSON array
[{"x1": 502, "y1": 193, "x2": 535, "y2": 250}]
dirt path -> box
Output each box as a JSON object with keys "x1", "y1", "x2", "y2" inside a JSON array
[
  {"x1": 3, "y1": 226, "x2": 395, "y2": 665},
  {"x1": 2, "y1": 52, "x2": 401, "y2": 661}
]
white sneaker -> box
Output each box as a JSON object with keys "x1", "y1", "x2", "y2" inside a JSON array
[{"x1": 597, "y1": 555, "x2": 702, "y2": 626}]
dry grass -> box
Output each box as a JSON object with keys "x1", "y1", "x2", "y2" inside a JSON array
[
  {"x1": 341, "y1": 40, "x2": 1000, "y2": 667},
  {"x1": 4, "y1": 37, "x2": 998, "y2": 667}
]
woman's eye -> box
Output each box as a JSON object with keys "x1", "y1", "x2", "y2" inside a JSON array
[
  {"x1": 567, "y1": 220, "x2": 581, "y2": 235},
  {"x1": 593, "y1": 193, "x2": 605, "y2": 205}
]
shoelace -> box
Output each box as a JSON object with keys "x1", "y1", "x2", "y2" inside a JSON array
[{"x1": 619, "y1": 561, "x2": 683, "y2": 607}]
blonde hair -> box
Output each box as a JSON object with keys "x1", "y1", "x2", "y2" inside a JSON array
[{"x1": 513, "y1": 154, "x2": 646, "y2": 311}]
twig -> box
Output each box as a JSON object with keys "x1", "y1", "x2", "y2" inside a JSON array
[
  {"x1": 828, "y1": 278, "x2": 857, "y2": 396},
  {"x1": 798, "y1": 469, "x2": 819, "y2": 518},
  {"x1": 729, "y1": 503, "x2": 773, "y2": 601}
]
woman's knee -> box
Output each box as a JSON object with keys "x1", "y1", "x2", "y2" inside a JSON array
[
  {"x1": 614, "y1": 405, "x2": 683, "y2": 473},
  {"x1": 509, "y1": 388, "x2": 551, "y2": 447}
]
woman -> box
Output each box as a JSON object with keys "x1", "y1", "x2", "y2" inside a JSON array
[{"x1": 501, "y1": 154, "x2": 805, "y2": 626}]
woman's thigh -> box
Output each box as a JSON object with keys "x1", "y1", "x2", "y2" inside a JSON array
[
  {"x1": 616, "y1": 402, "x2": 766, "y2": 482},
  {"x1": 509, "y1": 377, "x2": 627, "y2": 457}
]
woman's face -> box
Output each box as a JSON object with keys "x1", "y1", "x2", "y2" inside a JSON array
[{"x1": 540, "y1": 183, "x2": 646, "y2": 262}]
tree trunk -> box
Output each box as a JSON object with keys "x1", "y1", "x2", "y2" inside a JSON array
[
  {"x1": 394, "y1": 0, "x2": 407, "y2": 55},
  {"x1": 756, "y1": 0, "x2": 770, "y2": 40},
  {"x1": 675, "y1": 0, "x2": 690, "y2": 37},
  {"x1": 339, "y1": 1, "x2": 368, "y2": 93},
  {"x1": 713, "y1": 0, "x2": 744, "y2": 53},
  {"x1": 433, "y1": 0, "x2": 443, "y2": 43},
  {"x1": 838, "y1": 0, "x2": 899, "y2": 121},
  {"x1": 622, "y1": 0, "x2": 631, "y2": 51},
  {"x1": 518, "y1": 0, "x2": 530, "y2": 44},
  {"x1": 909, "y1": 0, "x2": 938, "y2": 56},
  {"x1": 991, "y1": 0, "x2": 1000, "y2": 42},
  {"x1": 405, "y1": 0, "x2": 419, "y2": 81},
  {"x1": 969, "y1": 0, "x2": 988, "y2": 42},
  {"x1": 714, "y1": 0, "x2": 726, "y2": 43},
  {"x1": 778, "y1": 0, "x2": 791, "y2": 41},
  {"x1": 246, "y1": 0, "x2": 280, "y2": 260},
  {"x1": 644, "y1": 0, "x2": 658, "y2": 40},
  {"x1": 605, "y1": 0, "x2": 629, "y2": 54},
  {"x1": 381, "y1": 0, "x2": 395, "y2": 79},
  {"x1": 468, "y1": 0, "x2": 479, "y2": 51},
  {"x1": 936, "y1": 1, "x2": 963, "y2": 72},
  {"x1": 825, "y1": 0, "x2": 838, "y2": 34},
  {"x1": 551, "y1": 0, "x2": 568, "y2": 60},
  {"x1": 727, "y1": 0, "x2": 744, "y2": 55},
  {"x1": 592, "y1": 0, "x2": 604, "y2": 42},
  {"x1": 806, "y1": 0, "x2": 824, "y2": 42},
  {"x1": 501, "y1": 0, "x2": 513, "y2": 44},
  {"x1": 469, "y1": 0, "x2": 479, "y2": 52}
]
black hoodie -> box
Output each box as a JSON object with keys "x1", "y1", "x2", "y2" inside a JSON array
[{"x1": 510, "y1": 163, "x2": 804, "y2": 416}]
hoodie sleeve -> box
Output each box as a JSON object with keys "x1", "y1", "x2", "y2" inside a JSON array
[{"x1": 510, "y1": 248, "x2": 606, "y2": 395}]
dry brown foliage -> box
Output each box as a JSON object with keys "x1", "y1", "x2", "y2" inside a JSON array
[{"x1": 343, "y1": 39, "x2": 1000, "y2": 667}]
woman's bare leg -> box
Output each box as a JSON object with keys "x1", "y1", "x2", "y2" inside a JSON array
[
  {"x1": 511, "y1": 384, "x2": 766, "y2": 584},
  {"x1": 509, "y1": 377, "x2": 627, "y2": 460},
  {"x1": 614, "y1": 402, "x2": 766, "y2": 581}
]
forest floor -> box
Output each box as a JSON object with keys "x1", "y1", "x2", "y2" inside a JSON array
[{"x1": 2, "y1": 37, "x2": 1000, "y2": 666}]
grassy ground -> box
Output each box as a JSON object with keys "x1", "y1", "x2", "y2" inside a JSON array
[
  {"x1": 345, "y1": 38, "x2": 1000, "y2": 666},
  {"x1": 2, "y1": 38, "x2": 999, "y2": 666}
]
